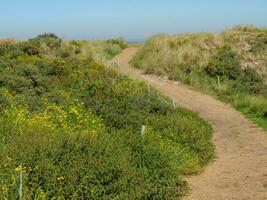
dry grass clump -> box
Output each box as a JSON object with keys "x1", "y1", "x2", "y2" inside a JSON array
[{"x1": 0, "y1": 38, "x2": 17, "y2": 45}]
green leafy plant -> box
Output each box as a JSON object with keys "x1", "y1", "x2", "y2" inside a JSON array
[
  {"x1": 107, "y1": 37, "x2": 128, "y2": 49},
  {"x1": 205, "y1": 46, "x2": 242, "y2": 80}
]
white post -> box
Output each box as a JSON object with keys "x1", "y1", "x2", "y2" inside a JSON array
[
  {"x1": 18, "y1": 171, "x2": 22, "y2": 200},
  {"x1": 112, "y1": 60, "x2": 115, "y2": 68},
  {"x1": 147, "y1": 83, "x2": 150, "y2": 96},
  {"x1": 172, "y1": 99, "x2": 176, "y2": 109},
  {"x1": 217, "y1": 76, "x2": 221, "y2": 89},
  {"x1": 141, "y1": 125, "x2": 146, "y2": 137}
]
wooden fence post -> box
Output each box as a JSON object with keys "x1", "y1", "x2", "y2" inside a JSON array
[
  {"x1": 18, "y1": 171, "x2": 22, "y2": 200},
  {"x1": 141, "y1": 125, "x2": 146, "y2": 137},
  {"x1": 172, "y1": 99, "x2": 176, "y2": 109},
  {"x1": 217, "y1": 75, "x2": 221, "y2": 89},
  {"x1": 147, "y1": 83, "x2": 150, "y2": 96}
]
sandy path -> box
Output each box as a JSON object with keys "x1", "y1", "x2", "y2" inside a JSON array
[{"x1": 114, "y1": 47, "x2": 267, "y2": 200}]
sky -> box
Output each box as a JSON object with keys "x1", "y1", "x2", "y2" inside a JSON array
[{"x1": 0, "y1": 0, "x2": 267, "y2": 41}]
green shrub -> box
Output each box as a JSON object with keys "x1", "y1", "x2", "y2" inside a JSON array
[
  {"x1": 32, "y1": 33, "x2": 62, "y2": 50},
  {"x1": 104, "y1": 44, "x2": 121, "y2": 58},
  {"x1": 205, "y1": 46, "x2": 242, "y2": 80},
  {"x1": 76, "y1": 64, "x2": 214, "y2": 167},
  {"x1": 250, "y1": 36, "x2": 267, "y2": 54},
  {"x1": 20, "y1": 41, "x2": 40, "y2": 56},
  {"x1": 0, "y1": 43, "x2": 25, "y2": 59},
  {"x1": 0, "y1": 33, "x2": 64, "y2": 59},
  {"x1": 107, "y1": 37, "x2": 127, "y2": 49},
  {"x1": 0, "y1": 105, "x2": 189, "y2": 199}
]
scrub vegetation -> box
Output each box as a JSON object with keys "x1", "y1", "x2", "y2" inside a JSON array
[
  {"x1": 0, "y1": 34, "x2": 213, "y2": 199},
  {"x1": 131, "y1": 25, "x2": 267, "y2": 130}
]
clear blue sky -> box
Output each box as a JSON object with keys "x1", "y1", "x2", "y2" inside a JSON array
[{"x1": 0, "y1": 0, "x2": 266, "y2": 41}]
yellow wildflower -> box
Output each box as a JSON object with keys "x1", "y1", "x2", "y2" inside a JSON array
[
  {"x1": 57, "y1": 176, "x2": 64, "y2": 181},
  {"x1": 1, "y1": 184, "x2": 8, "y2": 193},
  {"x1": 15, "y1": 165, "x2": 23, "y2": 172}
]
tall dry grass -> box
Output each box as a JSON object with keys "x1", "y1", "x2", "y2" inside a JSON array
[{"x1": 132, "y1": 26, "x2": 267, "y2": 79}]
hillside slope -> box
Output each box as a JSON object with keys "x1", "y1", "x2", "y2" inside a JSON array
[
  {"x1": 0, "y1": 34, "x2": 213, "y2": 199},
  {"x1": 131, "y1": 26, "x2": 267, "y2": 130},
  {"x1": 115, "y1": 47, "x2": 267, "y2": 200}
]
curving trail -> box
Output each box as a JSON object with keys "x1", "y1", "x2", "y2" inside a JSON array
[{"x1": 114, "y1": 47, "x2": 267, "y2": 200}]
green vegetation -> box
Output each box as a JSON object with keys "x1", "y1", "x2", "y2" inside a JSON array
[
  {"x1": 131, "y1": 26, "x2": 267, "y2": 131},
  {"x1": 0, "y1": 35, "x2": 127, "y2": 64},
  {"x1": 0, "y1": 34, "x2": 214, "y2": 199},
  {"x1": 75, "y1": 37, "x2": 128, "y2": 62}
]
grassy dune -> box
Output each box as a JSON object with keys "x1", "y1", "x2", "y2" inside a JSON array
[
  {"x1": 132, "y1": 25, "x2": 267, "y2": 131},
  {"x1": 0, "y1": 34, "x2": 213, "y2": 199}
]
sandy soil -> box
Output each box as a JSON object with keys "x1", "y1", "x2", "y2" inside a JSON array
[{"x1": 114, "y1": 47, "x2": 267, "y2": 200}]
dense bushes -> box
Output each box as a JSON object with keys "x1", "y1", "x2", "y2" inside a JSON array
[
  {"x1": 106, "y1": 37, "x2": 127, "y2": 50},
  {"x1": 104, "y1": 44, "x2": 121, "y2": 58},
  {"x1": 103, "y1": 38, "x2": 127, "y2": 59},
  {"x1": 77, "y1": 65, "x2": 214, "y2": 167},
  {"x1": 0, "y1": 33, "x2": 82, "y2": 59},
  {"x1": 205, "y1": 46, "x2": 242, "y2": 80},
  {"x1": 0, "y1": 35, "x2": 213, "y2": 199},
  {"x1": 206, "y1": 46, "x2": 265, "y2": 95},
  {"x1": 131, "y1": 26, "x2": 267, "y2": 130},
  {"x1": 68, "y1": 38, "x2": 128, "y2": 62}
]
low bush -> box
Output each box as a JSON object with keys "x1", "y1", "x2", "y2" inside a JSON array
[
  {"x1": 107, "y1": 37, "x2": 128, "y2": 49},
  {"x1": 250, "y1": 36, "x2": 267, "y2": 54},
  {"x1": 206, "y1": 46, "x2": 265, "y2": 95},
  {"x1": 104, "y1": 44, "x2": 121, "y2": 58},
  {"x1": 205, "y1": 46, "x2": 242, "y2": 80}
]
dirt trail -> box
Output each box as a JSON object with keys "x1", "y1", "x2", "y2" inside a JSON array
[{"x1": 114, "y1": 47, "x2": 267, "y2": 200}]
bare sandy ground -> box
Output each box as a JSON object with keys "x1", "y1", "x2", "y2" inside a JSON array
[{"x1": 114, "y1": 47, "x2": 267, "y2": 200}]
